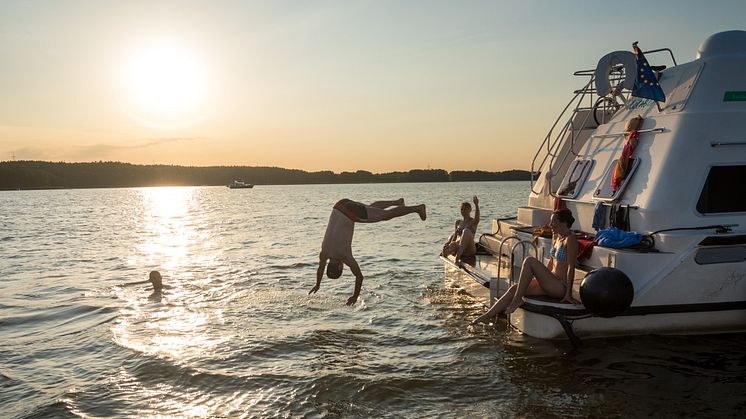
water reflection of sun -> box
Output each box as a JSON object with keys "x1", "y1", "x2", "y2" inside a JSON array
[
  {"x1": 111, "y1": 186, "x2": 236, "y2": 415},
  {"x1": 134, "y1": 187, "x2": 196, "y2": 271},
  {"x1": 112, "y1": 302, "x2": 226, "y2": 361}
]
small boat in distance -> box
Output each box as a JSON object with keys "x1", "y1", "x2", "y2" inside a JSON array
[{"x1": 227, "y1": 180, "x2": 254, "y2": 189}]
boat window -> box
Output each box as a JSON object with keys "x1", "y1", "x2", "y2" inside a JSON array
[
  {"x1": 557, "y1": 159, "x2": 594, "y2": 198},
  {"x1": 695, "y1": 246, "x2": 746, "y2": 265},
  {"x1": 593, "y1": 158, "x2": 640, "y2": 202},
  {"x1": 697, "y1": 165, "x2": 746, "y2": 214}
]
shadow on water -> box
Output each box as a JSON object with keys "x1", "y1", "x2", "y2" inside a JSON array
[{"x1": 417, "y1": 281, "x2": 746, "y2": 418}]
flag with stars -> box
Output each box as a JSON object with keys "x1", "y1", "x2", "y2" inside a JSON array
[
  {"x1": 631, "y1": 42, "x2": 666, "y2": 102},
  {"x1": 632, "y1": 42, "x2": 666, "y2": 102}
]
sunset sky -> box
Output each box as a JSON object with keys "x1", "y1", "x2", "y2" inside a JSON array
[{"x1": 1, "y1": 0, "x2": 743, "y2": 173}]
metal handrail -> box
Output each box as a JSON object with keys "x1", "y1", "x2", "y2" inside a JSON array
[
  {"x1": 591, "y1": 127, "x2": 665, "y2": 139},
  {"x1": 529, "y1": 77, "x2": 594, "y2": 194},
  {"x1": 495, "y1": 235, "x2": 519, "y2": 283},
  {"x1": 509, "y1": 240, "x2": 539, "y2": 285},
  {"x1": 533, "y1": 92, "x2": 594, "y2": 196},
  {"x1": 711, "y1": 141, "x2": 746, "y2": 147},
  {"x1": 492, "y1": 235, "x2": 520, "y2": 305},
  {"x1": 490, "y1": 236, "x2": 538, "y2": 305},
  {"x1": 644, "y1": 48, "x2": 677, "y2": 66}
]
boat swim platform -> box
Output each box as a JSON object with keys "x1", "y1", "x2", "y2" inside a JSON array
[{"x1": 440, "y1": 252, "x2": 587, "y2": 310}]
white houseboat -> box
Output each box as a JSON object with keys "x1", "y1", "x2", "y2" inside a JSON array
[
  {"x1": 442, "y1": 31, "x2": 746, "y2": 343},
  {"x1": 227, "y1": 180, "x2": 254, "y2": 189}
]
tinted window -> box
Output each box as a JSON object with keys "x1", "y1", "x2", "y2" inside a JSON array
[
  {"x1": 697, "y1": 166, "x2": 746, "y2": 213},
  {"x1": 557, "y1": 159, "x2": 594, "y2": 199},
  {"x1": 593, "y1": 158, "x2": 640, "y2": 202}
]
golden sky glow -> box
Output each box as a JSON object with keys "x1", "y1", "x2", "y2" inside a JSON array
[{"x1": 0, "y1": 1, "x2": 743, "y2": 172}]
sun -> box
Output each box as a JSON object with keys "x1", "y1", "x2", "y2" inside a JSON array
[{"x1": 120, "y1": 41, "x2": 212, "y2": 129}]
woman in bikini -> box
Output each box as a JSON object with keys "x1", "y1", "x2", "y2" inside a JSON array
[
  {"x1": 471, "y1": 208, "x2": 579, "y2": 325},
  {"x1": 442, "y1": 196, "x2": 480, "y2": 264}
]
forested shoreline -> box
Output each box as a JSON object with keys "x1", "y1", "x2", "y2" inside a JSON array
[{"x1": 0, "y1": 161, "x2": 533, "y2": 189}]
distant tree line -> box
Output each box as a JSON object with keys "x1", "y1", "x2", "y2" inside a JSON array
[{"x1": 0, "y1": 161, "x2": 533, "y2": 189}]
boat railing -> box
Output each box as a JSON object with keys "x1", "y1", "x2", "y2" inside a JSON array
[
  {"x1": 492, "y1": 235, "x2": 538, "y2": 305},
  {"x1": 508, "y1": 240, "x2": 538, "y2": 284},
  {"x1": 645, "y1": 48, "x2": 677, "y2": 66},
  {"x1": 530, "y1": 75, "x2": 598, "y2": 195},
  {"x1": 493, "y1": 235, "x2": 518, "y2": 305},
  {"x1": 590, "y1": 127, "x2": 666, "y2": 139},
  {"x1": 529, "y1": 48, "x2": 676, "y2": 196}
]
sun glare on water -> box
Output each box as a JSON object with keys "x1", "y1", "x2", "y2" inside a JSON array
[{"x1": 119, "y1": 41, "x2": 212, "y2": 129}]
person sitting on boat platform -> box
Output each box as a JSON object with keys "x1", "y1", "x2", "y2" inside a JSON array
[
  {"x1": 472, "y1": 208, "x2": 580, "y2": 325},
  {"x1": 309, "y1": 198, "x2": 427, "y2": 306},
  {"x1": 441, "y1": 196, "x2": 480, "y2": 264}
]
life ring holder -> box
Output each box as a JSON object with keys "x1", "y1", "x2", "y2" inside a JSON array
[
  {"x1": 594, "y1": 50, "x2": 637, "y2": 97},
  {"x1": 593, "y1": 50, "x2": 637, "y2": 125}
]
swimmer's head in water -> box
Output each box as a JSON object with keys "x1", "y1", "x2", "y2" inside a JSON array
[
  {"x1": 326, "y1": 260, "x2": 343, "y2": 279},
  {"x1": 149, "y1": 270, "x2": 163, "y2": 292}
]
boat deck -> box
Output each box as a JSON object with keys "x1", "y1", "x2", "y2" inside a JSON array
[{"x1": 441, "y1": 249, "x2": 587, "y2": 308}]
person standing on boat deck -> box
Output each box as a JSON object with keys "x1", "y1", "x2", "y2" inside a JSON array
[
  {"x1": 441, "y1": 196, "x2": 480, "y2": 264},
  {"x1": 309, "y1": 198, "x2": 427, "y2": 306},
  {"x1": 472, "y1": 208, "x2": 579, "y2": 325}
]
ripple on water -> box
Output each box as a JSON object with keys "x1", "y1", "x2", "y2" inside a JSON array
[{"x1": 2, "y1": 184, "x2": 746, "y2": 418}]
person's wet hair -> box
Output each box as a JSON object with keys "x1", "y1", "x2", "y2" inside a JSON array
[
  {"x1": 149, "y1": 270, "x2": 163, "y2": 292},
  {"x1": 552, "y1": 208, "x2": 575, "y2": 228},
  {"x1": 461, "y1": 202, "x2": 472, "y2": 212},
  {"x1": 326, "y1": 262, "x2": 343, "y2": 279}
]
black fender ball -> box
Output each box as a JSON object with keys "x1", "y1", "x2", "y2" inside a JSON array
[{"x1": 580, "y1": 267, "x2": 634, "y2": 318}]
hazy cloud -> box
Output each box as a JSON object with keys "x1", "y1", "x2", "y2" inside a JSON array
[
  {"x1": 7, "y1": 146, "x2": 53, "y2": 161},
  {"x1": 68, "y1": 137, "x2": 208, "y2": 159}
]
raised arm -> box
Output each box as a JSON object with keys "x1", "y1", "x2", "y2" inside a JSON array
[
  {"x1": 473, "y1": 195, "x2": 480, "y2": 226},
  {"x1": 345, "y1": 257, "x2": 364, "y2": 305},
  {"x1": 309, "y1": 252, "x2": 327, "y2": 295}
]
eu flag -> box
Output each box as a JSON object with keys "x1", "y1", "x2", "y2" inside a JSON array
[{"x1": 631, "y1": 42, "x2": 666, "y2": 102}]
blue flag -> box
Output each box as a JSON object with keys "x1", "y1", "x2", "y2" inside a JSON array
[{"x1": 631, "y1": 43, "x2": 666, "y2": 102}]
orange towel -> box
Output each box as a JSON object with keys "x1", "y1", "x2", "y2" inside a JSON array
[{"x1": 611, "y1": 130, "x2": 639, "y2": 192}]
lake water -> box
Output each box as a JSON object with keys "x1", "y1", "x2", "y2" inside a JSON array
[{"x1": 1, "y1": 182, "x2": 745, "y2": 418}]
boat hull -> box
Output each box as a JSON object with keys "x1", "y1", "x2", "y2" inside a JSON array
[
  {"x1": 511, "y1": 306, "x2": 746, "y2": 339},
  {"x1": 443, "y1": 252, "x2": 746, "y2": 339}
]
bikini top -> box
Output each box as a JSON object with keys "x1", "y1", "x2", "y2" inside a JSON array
[{"x1": 550, "y1": 239, "x2": 567, "y2": 262}]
